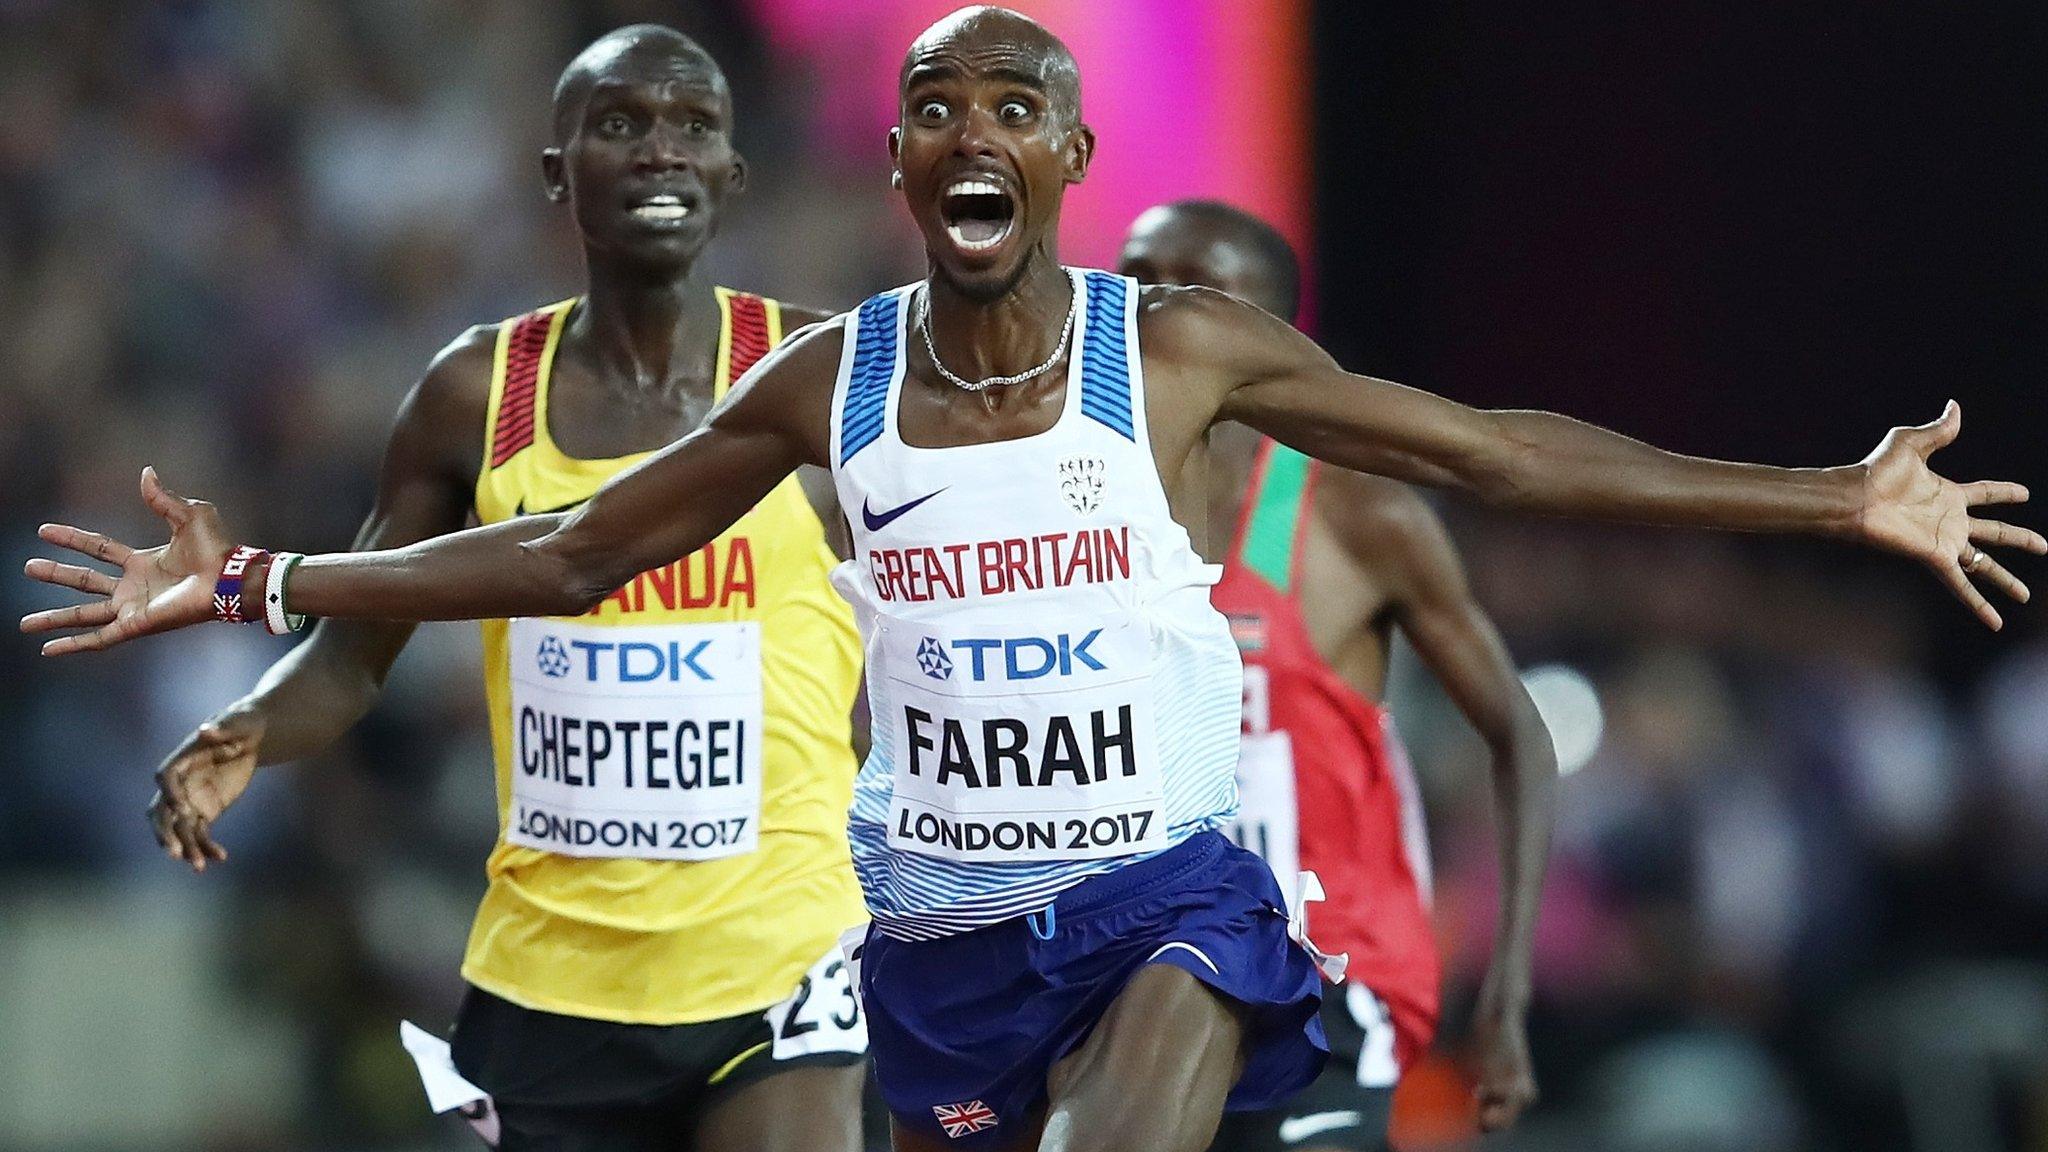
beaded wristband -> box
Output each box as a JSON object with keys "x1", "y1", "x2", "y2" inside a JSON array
[
  {"x1": 212, "y1": 545, "x2": 268, "y2": 625},
  {"x1": 263, "y1": 551, "x2": 307, "y2": 635}
]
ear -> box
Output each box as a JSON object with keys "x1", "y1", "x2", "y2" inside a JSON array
[
  {"x1": 1062, "y1": 123, "x2": 1096, "y2": 185},
  {"x1": 887, "y1": 125, "x2": 904, "y2": 189},
  {"x1": 541, "y1": 147, "x2": 568, "y2": 203},
  {"x1": 728, "y1": 149, "x2": 749, "y2": 195}
]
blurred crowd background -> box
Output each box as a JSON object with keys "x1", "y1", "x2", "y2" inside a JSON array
[{"x1": 3, "y1": 2, "x2": 2043, "y2": 1151}]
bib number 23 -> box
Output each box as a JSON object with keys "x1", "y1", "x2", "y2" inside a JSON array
[{"x1": 765, "y1": 947, "x2": 868, "y2": 1059}]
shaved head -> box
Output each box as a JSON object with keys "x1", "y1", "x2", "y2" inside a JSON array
[
  {"x1": 552, "y1": 24, "x2": 727, "y2": 142},
  {"x1": 1121, "y1": 200, "x2": 1301, "y2": 323},
  {"x1": 902, "y1": 6, "x2": 1082, "y2": 127}
]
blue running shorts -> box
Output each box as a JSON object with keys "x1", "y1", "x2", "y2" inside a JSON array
[{"x1": 861, "y1": 832, "x2": 1327, "y2": 1147}]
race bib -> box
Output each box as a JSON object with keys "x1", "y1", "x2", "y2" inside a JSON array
[
  {"x1": 1225, "y1": 730, "x2": 1301, "y2": 908},
  {"x1": 763, "y1": 944, "x2": 868, "y2": 1060},
  {"x1": 1346, "y1": 984, "x2": 1401, "y2": 1088},
  {"x1": 878, "y1": 613, "x2": 1168, "y2": 863},
  {"x1": 505, "y1": 618, "x2": 763, "y2": 861}
]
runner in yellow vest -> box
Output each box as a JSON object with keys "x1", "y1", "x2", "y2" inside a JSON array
[{"x1": 138, "y1": 26, "x2": 866, "y2": 1151}]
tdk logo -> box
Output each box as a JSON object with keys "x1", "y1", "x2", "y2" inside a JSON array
[
  {"x1": 916, "y1": 637, "x2": 954, "y2": 680},
  {"x1": 538, "y1": 636, "x2": 715, "y2": 682},
  {"x1": 918, "y1": 630, "x2": 1106, "y2": 682},
  {"x1": 536, "y1": 636, "x2": 572, "y2": 678}
]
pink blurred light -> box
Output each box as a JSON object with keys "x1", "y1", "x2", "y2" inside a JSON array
[{"x1": 746, "y1": 0, "x2": 1310, "y2": 277}]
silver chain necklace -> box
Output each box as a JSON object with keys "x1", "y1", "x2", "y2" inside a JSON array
[{"x1": 916, "y1": 272, "x2": 1080, "y2": 392}]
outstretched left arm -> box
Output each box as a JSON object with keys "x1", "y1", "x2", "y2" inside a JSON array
[{"x1": 1163, "y1": 287, "x2": 2042, "y2": 627}]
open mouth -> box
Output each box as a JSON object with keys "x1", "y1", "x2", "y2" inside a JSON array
[
  {"x1": 939, "y1": 179, "x2": 1016, "y2": 253},
  {"x1": 628, "y1": 193, "x2": 695, "y2": 223}
]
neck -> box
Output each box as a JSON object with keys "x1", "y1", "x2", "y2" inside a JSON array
[
  {"x1": 574, "y1": 250, "x2": 718, "y2": 392},
  {"x1": 922, "y1": 252, "x2": 1074, "y2": 384}
]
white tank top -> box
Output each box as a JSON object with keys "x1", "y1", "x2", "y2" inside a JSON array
[{"x1": 829, "y1": 268, "x2": 1244, "y2": 940}]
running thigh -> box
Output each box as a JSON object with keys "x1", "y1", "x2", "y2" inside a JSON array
[
  {"x1": 1039, "y1": 963, "x2": 1249, "y2": 1152},
  {"x1": 693, "y1": 1063, "x2": 867, "y2": 1152}
]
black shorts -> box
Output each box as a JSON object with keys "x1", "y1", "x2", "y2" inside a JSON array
[
  {"x1": 447, "y1": 965, "x2": 867, "y2": 1150},
  {"x1": 1211, "y1": 985, "x2": 1401, "y2": 1152}
]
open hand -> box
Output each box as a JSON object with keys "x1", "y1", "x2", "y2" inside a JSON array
[
  {"x1": 1856, "y1": 401, "x2": 2044, "y2": 629},
  {"x1": 21, "y1": 468, "x2": 233, "y2": 654},
  {"x1": 148, "y1": 712, "x2": 265, "y2": 871}
]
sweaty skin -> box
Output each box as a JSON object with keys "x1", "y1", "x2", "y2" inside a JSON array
[
  {"x1": 117, "y1": 25, "x2": 852, "y2": 1152},
  {"x1": 22, "y1": 6, "x2": 2042, "y2": 1152},
  {"x1": 1119, "y1": 199, "x2": 1554, "y2": 1137}
]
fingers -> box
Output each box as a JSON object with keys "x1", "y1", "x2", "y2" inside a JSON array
[
  {"x1": 36, "y1": 523, "x2": 133, "y2": 567},
  {"x1": 1936, "y1": 557, "x2": 2003, "y2": 630},
  {"x1": 1475, "y1": 1080, "x2": 1538, "y2": 1131},
  {"x1": 146, "y1": 793, "x2": 187, "y2": 864},
  {"x1": 1970, "y1": 516, "x2": 2048, "y2": 555},
  {"x1": 145, "y1": 789, "x2": 208, "y2": 869},
  {"x1": 1907, "y1": 399, "x2": 1962, "y2": 457},
  {"x1": 153, "y1": 760, "x2": 220, "y2": 870},
  {"x1": 192, "y1": 818, "x2": 229, "y2": 863},
  {"x1": 140, "y1": 466, "x2": 198, "y2": 529},
  {"x1": 20, "y1": 600, "x2": 119, "y2": 634},
  {"x1": 21, "y1": 558, "x2": 116, "y2": 596},
  {"x1": 172, "y1": 810, "x2": 212, "y2": 870},
  {"x1": 39, "y1": 613, "x2": 145, "y2": 656},
  {"x1": 1970, "y1": 554, "x2": 2030, "y2": 605},
  {"x1": 1961, "y1": 480, "x2": 2030, "y2": 507}
]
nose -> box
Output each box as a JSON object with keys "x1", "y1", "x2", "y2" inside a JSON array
[
  {"x1": 633, "y1": 121, "x2": 694, "y2": 173},
  {"x1": 950, "y1": 104, "x2": 1003, "y2": 162}
]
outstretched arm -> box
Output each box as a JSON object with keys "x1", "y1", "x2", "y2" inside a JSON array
[
  {"x1": 1327, "y1": 475, "x2": 1553, "y2": 1129},
  {"x1": 1159, "y1": 288, "x2": 2042, "y2": 627},
  {"x1": 146, "y1": 331, "x2": 493, "y2": 868},
  {"x1": 24, "y1": 320, "x2": 844, "y2": 654}
]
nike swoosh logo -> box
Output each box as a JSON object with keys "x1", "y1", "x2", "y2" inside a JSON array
[
  {"x1": 1277, "y1": 1111, "x2": 1365, "y2": 1144},
  {"x1": 861, "y1": 488, "x2": 946, "y2": 532},
  {"x1": 514, "y1": 495, "x2": 588, "y2": 517}
]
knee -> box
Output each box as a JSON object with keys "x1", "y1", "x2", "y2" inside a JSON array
[
  {"x1": 1048, "y1": 1082, "x2": 1220, "y2": 1147},
  {"x1": 1042, "y1": 1126, "x2": 1215, "y2": 1152}
]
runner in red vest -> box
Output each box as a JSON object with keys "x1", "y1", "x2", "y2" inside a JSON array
[{"x1": 1119, "y1": 201, "x2": 1556, "y2": 1151}]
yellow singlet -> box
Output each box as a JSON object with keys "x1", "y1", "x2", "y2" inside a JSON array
[{"x1": 465, "y1": 290, "x2": 864, "y2": 1024}]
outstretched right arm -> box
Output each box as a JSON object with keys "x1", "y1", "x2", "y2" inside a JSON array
[
  {"x1": 24, "y1": 318, "x2": 844, "y2": 654},
  {"x1": 143, "y1": 329, "x2": 492, "y2": 868}
]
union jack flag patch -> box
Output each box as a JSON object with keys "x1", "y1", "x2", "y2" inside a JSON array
[{"x1": 933, "y1": 1099, "x2": 999, "y2": 1138}]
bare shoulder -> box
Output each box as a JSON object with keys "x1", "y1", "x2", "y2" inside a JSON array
[
  {"x1": 1133, "y1": 283, "x2": 1330, "y2": 429},
  {"x1": 380, "y1": 324, "x2": 502, "y2": 487},
  {"x1": 408, "y1": 323, "x2": 498, "y2": 429},
  {"x1": 1314, "y1": 468, "x2": 1455, "y2": 574},
  {"x1": 1132, "y1": 283, "x2": 1263, "y2": 359}
]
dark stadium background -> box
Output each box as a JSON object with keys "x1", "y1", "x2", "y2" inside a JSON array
[{"x1": 1, "y1": 2, "x2": 2042, "y2": 1151}]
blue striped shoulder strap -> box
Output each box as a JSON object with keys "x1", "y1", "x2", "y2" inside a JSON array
[
  {"x1": 839, "y1": 290, "x2": 903, "y2": 465},
  {"x1": 1077, "y1": 270, "x2": 1136, "y2": 441}
]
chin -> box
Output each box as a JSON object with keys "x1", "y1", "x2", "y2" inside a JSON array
[
  {"x1": 930, "y1": 245, "x2": 1034, "y2": 303},
  {"x1": 605, "y1": 232, "x2": 709, "y2": 272}
]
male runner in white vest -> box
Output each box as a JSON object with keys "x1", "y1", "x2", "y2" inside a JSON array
[{"x1": 25, "y1": 8, "x2": 2039, "y2": 1152}]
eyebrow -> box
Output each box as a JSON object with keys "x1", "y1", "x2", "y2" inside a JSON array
[
  {"x1": 584, "y1": 78, "x2": 727, "y2": 110},
  {"x1": 905, "y1": 61, "x2": 1050, "y2": 93}
]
